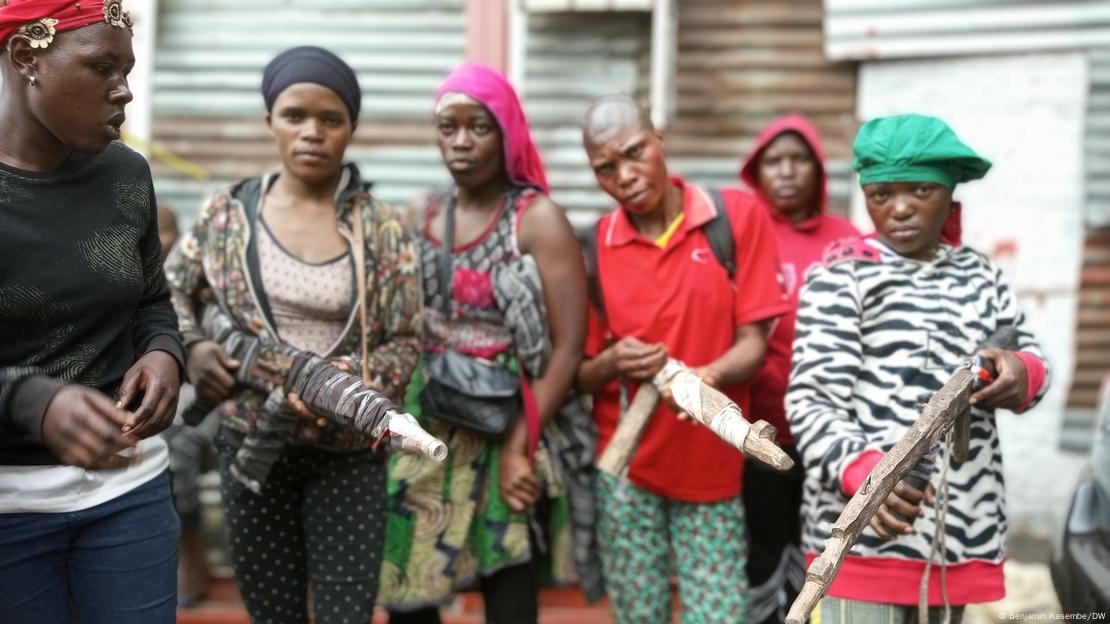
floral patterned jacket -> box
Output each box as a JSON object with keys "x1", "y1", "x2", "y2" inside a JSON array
[{"x1": 164, "y1": 164, "x2": 422, "y2": 452}]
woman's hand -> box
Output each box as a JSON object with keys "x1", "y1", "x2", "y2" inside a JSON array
[
  {"x1": 610, "y1": 336, "x2": 668, "y2": 381},
  {"x1": 42, "y1": 385, "x2": 142, "y2": 469},
  {"x1": 499, "y1": 445, "x2": 541, "y2": 513},
  {"x1": 668, "y1": 365, "x2": 719, "y2": 423},
  {"x1": 186, "y1": 340, "x2": 240, "y2": 404},
  {"x1": 286, "y1": 357, "x2": 358, "y2": 429},
  {"x1": 869, "y1": 479, "x2": 935, "y2": 541},
  {"x1": 969, "y1": 348, "x2": 1028, "y2": 411},
  {"x1": 118, "y1": 350, "x2": 181, "y2": 439}
]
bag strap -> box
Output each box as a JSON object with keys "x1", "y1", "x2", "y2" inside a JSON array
[
  {"x1": 350, "y1": 200, "x2": 371, "y2": 385},
  {"x1": 438, "y1": 194, "x2": 455, "y2": 319},
  {"x1": 508, "y1": 186, "x2": 533, "y2": 259},
  {"x1": 705, "y1": 188, "x2": 737, "y2": 281}
]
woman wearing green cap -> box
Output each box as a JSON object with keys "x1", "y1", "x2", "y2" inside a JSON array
[{"x1": 786, "y1": 114, "x2": 1050, "y2": 622}]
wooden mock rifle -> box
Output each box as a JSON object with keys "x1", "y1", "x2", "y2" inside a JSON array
[
  {"x1": 181, "y1": 304, "x2": 447, "y2": 492},
  {"x1": 597, "y1": 359, "x2": 794, "y2": 476}
]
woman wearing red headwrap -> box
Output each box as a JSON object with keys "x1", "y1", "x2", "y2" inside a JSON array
[
  {"x1": 379, "y1": 63, "x2": 587, "y2": 624},
  {"x1": 0, "y1": 2, "x2": 183, "y2": 623}
]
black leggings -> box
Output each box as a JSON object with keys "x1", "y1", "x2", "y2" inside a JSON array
[
  {"x1": 387, "y1": 562, "x2": 539, "y2": 624},
  {"x1": 743, "y1": 443, "x2": 805, "y2": 624},
  {"x1": 217, "y1": 431, "x2": 387, "y2": 624}
]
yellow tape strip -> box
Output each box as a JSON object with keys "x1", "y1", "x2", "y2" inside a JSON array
[{"x1": 121, "y1": 131, "x2": 209, "y2": 181}]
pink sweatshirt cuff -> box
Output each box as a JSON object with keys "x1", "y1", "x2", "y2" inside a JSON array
[
  {"x1": 840, "y1": 449, "x2": 884, "y2": 497},
  {"x1": 1013, "y1": 351, "x2": 1046, "y2": 412}
]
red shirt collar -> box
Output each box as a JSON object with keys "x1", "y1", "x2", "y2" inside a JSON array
[{"x1": 604, "y1": 176, "x2": 718, "y2": 247}]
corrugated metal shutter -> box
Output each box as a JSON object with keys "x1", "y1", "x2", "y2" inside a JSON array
[
  {"x1": 522, "y1": 11, "x2": 653, "y2": 223},
  {"x1": 824, "y1": 0, "x2": 1110, "y2": 61},
  {"x1": 1061, "y1": 228, "x2": 1110, "y2": 451},
  {"x1": 667, "y1": 0, "x2": 857, "y2": 214},
  {"x1": 1068, "y1": 230, "x2": 1110, "y2": 410},
  {"x1": 151, "y1": 0, "x2": 465, "y2": 220},
  {"x1": 1066, "y1": 50, "x2": 1110, "y2": 406},
  {"x1": 1062, "y1": 50, "x2": 1110, "y2": 450},
  {"x1": 523, "y1": 0, "x2": 653, "y2": 9},
  {"x1": 1090, "y1": 50, "x2": 1110, "y2": 228},
  {"x1": 522, "y1": 0, "x2": 857, "y2": 223}
]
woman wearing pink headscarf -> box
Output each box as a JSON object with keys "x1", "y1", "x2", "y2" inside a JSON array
[{"x1": 379, "y1": 63, "x2": 587, "y2": 623}]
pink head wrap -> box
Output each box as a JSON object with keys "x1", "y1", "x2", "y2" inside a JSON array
[{"x1": 434, "y1": 63, "x2": 549, "y2": 194}]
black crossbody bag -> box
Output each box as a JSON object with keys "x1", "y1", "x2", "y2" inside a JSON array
[{"x1": 418, "y1": 194, "x2": 521, "y2": 437}]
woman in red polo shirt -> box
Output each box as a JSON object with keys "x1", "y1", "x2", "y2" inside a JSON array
[{"x1": 576, "y1": 95, "x2": 791, "y2": 623}]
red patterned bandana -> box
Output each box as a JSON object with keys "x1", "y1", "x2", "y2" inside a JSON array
[{"x1": 0, "y1": 0, "x2": 131, "y2": 49}]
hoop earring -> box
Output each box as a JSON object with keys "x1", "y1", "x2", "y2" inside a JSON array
[{"x1": 29, "y1": 76, "x2": 37, "y2": 87}]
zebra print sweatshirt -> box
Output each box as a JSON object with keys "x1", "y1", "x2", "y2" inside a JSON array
[{"x1": 786, "y1": 237, "x2": 1049, "y2": 604}]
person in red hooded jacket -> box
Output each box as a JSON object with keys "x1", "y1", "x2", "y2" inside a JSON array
[{"x1": 738, "y1": 114, "x2": 860, "y2": 624}]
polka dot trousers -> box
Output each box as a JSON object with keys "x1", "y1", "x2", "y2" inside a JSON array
[{"x1": 217, "y1": 432, "x2": 387, "y2": 624}]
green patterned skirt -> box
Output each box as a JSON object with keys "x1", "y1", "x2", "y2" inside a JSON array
[{"x1": 377, "y1": 365, "x2": 573, "y2": 609}]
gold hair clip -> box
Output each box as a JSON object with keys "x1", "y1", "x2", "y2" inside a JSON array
[
  {"x1": 103, "y1": 0, "x2": 132, "y2": 30},
  {"x1": 17, "y1": 18, "x2": 59, "y2": 49},
  {"x1": 15, "y1": 1, "x2": 131, "y2": 52}
]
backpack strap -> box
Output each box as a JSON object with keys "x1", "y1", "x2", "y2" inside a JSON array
[
  {"x1": 577, "y1": 218, "x2": 626, "y2": 415},
  {"x1": 576, "y1": 219, "x2": 606, "y2": 325},
  {"x1": 705, "y1": 188, "x2": 737, "y2": 281}
]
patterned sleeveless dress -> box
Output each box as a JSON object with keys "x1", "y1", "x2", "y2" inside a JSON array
[{"x1": 378, "y1": 189, "x2": 572, "y2": 609}]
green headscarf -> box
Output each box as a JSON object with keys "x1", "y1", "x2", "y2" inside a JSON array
[{"x1": 853, "y1": 114, "x2": 992, "y2": 189}]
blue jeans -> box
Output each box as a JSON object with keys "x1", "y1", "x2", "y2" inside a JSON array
[{"x1": 0, "y1": 471, "x2": 179, "y2": 624}]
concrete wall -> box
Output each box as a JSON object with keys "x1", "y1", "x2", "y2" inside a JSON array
[{"x1": 854, "y1": 52, "x2": 1089, "y2": 544}]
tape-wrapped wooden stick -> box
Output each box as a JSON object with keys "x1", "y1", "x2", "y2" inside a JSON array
[
  {"x1": 597, "y1": 359, "x2": 794, "y2": 475},
  {"x1": 596, "y1": 383, "x2": 661, "y2": 475}
]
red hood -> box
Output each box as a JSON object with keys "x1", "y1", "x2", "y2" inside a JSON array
[{"x1": 739, "y1": 114, "x2": 828, "y2": 228}]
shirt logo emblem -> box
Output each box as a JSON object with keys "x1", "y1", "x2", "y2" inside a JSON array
[
  {"x1": 691, "y1": 248, "x2": 712, "y2": 264},
  {"x1": 781, "y1": 262, "x2": 798, "y2": 296}
]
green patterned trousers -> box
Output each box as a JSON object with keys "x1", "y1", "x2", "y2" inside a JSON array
[{"x1": 596, "y1": 472, "x2": 749, "y2": 624}]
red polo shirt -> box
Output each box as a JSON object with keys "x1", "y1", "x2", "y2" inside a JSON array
[{"x1": 586, "y1": 177, "x2": 791, "y2": 502}]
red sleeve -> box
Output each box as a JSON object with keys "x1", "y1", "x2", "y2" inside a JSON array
[
  {"x1": 584, "y1": 305, "x2": 609, "y2": 358},
  {"x1": 1013, "y1": 351, "x2": 1047, "y2": 413},
  {"x1": 727, "y1": 191, "x2": 792, "y2": 326},
  {"x1": 841, "y1": 449, "x2": 884, "y2": 497}
]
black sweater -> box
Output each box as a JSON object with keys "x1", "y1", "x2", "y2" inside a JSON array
[{"x1": 0, "y1": 142, "x2": 185, "y2": 465}]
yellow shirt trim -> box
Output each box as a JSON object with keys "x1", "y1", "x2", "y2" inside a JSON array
[{"x1": 654, "y1": 212, "x2": 686, "y2": 249}]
